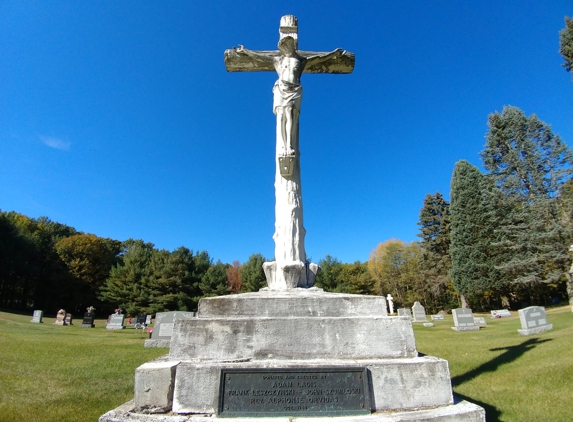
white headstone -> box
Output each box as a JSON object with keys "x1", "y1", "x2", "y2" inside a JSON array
[
  {"x1": 517, "y1": 306, "x2": 553, "y2": 336},
  {"x1": 431, "y1": 314, "x2": 445, "y2": 321},
  {"x1": 30, "y1": 310, "x2": 43, "y2": 323},
  {"x1": 397, "y1": 308, "x2": 412, "y2": 319},
  {"x1": 490, "y1": 309, "x2": 511, "y2": 318},
  {"x1": 473, "y1": 317, "x2": 487, "y2": 326},
  {"x1": 411, "y1": 301, "x2": 427, "y2": 322},
  {"x1": 451, "y1": 308, "x2": 480, "y2": 331}
]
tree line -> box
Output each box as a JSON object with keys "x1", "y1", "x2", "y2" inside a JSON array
[{"x1": 0, "y1": 212, "x2": 268, "y2": 316}]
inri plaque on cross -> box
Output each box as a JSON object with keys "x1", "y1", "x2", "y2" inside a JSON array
[{"x1": 224, "y1": 15, "x2": 354, "y2": 290}]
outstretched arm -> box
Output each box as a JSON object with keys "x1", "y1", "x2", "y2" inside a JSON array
[
  {"x1": 224, "y1": 45, "x2": 278, "y2": 72},
  {"x1": 299, "y1": 48, "x2": 355, "y2": 74}
]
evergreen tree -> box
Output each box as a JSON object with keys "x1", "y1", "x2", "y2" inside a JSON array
[
  {"x1": 239, "y1": 253, "x2": 267, "y2": 292},
  {"x1": 450, "y1": 161, "x2": 506, "y2": 308},
  {"x1": 481, "y1": 106, "x2": 573, "y2": 304},
  {"x1": 147, "y1": 247, "x2": 198, "y2": 313},
  {"x1": 98, "y1": 239, "x2": 155, "y2": 315},
  {"x1": 315, "y1": 255, "x2": 343, "y2": 292},
  {"x1": 559, "y1": 16, "x2": 573, "y2": 77},
  {"x1": 416, "y1": 192, "x2": 457, "y2": 312},
  {"x1": 199, "y1": 260, "x2": 231, "y2": 298},
  {"x1": 481, "y1": 106, "x2": 573, "y2": 200}
]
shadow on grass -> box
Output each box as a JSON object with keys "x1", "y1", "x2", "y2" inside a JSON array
[
  {"x1": 451, "y1": 337, "x2": 552, "y2": 387},
  {"x1": 455, "y1": 392, "x2": 502, "y2": 422},
  {"x1": 449, "y1": 338, "x2": 551, "y2": 421}
]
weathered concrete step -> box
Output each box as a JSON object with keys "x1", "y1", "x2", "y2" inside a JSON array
[{"x1": 198, "y1": 289, "x2": 388, "y2": 318}]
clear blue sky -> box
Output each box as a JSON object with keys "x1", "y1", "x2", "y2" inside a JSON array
[{"x1": 1, "y1": 1, "x2": 572, "y2": 265}]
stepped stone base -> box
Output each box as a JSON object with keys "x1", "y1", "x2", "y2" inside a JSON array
[
  {"x1": 100, "y1": 398, "x2": 485, "y2": 422},
  {"x1": 145, "y1": 339, "x2": 171, "y2": 348},
  {"x1": 100, "y1": 290, "x2": 485, "y2": 421}
]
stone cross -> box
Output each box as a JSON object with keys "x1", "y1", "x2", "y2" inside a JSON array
[{"x1": 224, "y1": 15, "x2": 354, "y2": 290}]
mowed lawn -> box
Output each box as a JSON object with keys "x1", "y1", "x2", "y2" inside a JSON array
[{"x1": 0, "y1": 306, "x2": 571, "y2": 422}]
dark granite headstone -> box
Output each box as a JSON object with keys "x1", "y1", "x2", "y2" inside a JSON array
[
  {"x1": 81, "y1": 312, "x2": 96, "y2": 328},
  {"x1": 137, "y1": 313, "x2": 147, "y2": 325}
]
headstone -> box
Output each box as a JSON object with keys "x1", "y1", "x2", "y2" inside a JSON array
[
  {"x1": 423, "y1": 322, "x2": 434, "y2": 327},
  {"x1": 100, "y1": 14, "x2": 485, "y2": 422},
  {"x1": 64, "y1": 313, "x2": 73, "y2": 325},
  {"x1": 397, "y1": 308, "x2": 412, "y2": 318},
  {"x1": 490, "y1": 309, "x2": 511, "y2": 318},
  {"x1": 30, "y1": 310, "x2": 43, "y2": 323},
  {"x1": 54, "y1": 309, "x2": 67, "y2": 326},
  {"x1": 431, "y1": 315, "x2": 445, "y2": 321},
  {"x1": 81, "y1": 312, "x2": 96, "y2": 328},
  {"x1": 517, "y1": 306, "x2": 553, "y2": 336},
  {"x1": 106, "y1": 314, "x2": 126, "y2": 330},
  {"x1": 411, "y1": 301, "x2": 427, "y2": 322},
  {"x1": 473, "y1": 317, "x2": 487, "y2": 326},
  {"x1": 451, "y1": 308, "x2": 480, "y2": 331},
  {"x1": 144, "y1": 311, "x2": 195, "y2": 348},
  {"x1": 137, "y1": 313, "x2": 147, "y2": 325},
  {"x1": 145, "y1": 315, "x2": 152, "y2": 325}
]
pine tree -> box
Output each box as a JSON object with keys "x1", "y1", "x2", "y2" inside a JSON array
[
  {"x1": 315, "y1": 255, "x2": 343, "y2": 292},
  {"x1": 559, "y1": 16, "x2": 573, "y2": 77},
  {"x1": 416, "y1": 192, "x2": 457, "y2": 312},
  {"x1": 98, "y1": 239, "x2": 155, "y2": 315},
  {"x1": 239, "y1": 253, "x2": 267, "y2": 292},
  {"x1": 199, "y1": 260, "x2": 231, "y2": 298},
  {"x1": 450, "y1": 161, "x2": 506, "y2": 307},
  {"x1": 480, "y1": 106, "x2": 573, "y2": 304}
]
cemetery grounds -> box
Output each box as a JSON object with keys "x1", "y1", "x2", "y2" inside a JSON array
[{"x1": 0, "y1": 306, "x2": 571, "y2": 422}]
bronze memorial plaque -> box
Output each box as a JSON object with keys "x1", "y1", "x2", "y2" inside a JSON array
[{"x1": 218, "y1": 367, "x2": 370, "y2": 417}]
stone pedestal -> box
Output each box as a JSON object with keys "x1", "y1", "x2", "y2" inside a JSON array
[{"x1": 100, "y1": 289, "x2": 485, "y2": 421}]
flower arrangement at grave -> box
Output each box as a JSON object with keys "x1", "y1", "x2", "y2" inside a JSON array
[
  {"x1": 86, "y1": 306, "x2": 95, "y2": 314},
  {"x1": 114, "y1": 307, "x2": 122, "y2": 314}
]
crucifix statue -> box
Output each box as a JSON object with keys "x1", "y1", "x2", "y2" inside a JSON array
[{"x1": 224, "y1": 15, "x2": 355, "y2": 290}]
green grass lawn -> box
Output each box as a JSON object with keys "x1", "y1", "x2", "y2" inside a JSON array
[
  {"x1": 413, "y1": 305, "x2": 573, "y2": 422},
  {"x1": 0, "y1": 312, "x2": 166, "y2": 422},
  {"x1": 0, "y1": 306, "x2": 571, "y2": 422}
]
